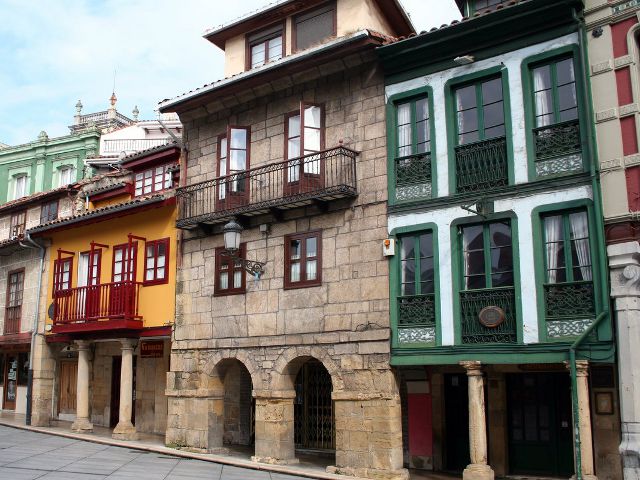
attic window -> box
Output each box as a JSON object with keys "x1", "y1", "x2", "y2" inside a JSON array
[
  {"x1": 248, "y1": 24, "x2": 283, "y2": 69},
  {"x1": 294, "y1": 3, "x2": 336, "y2": 52}
]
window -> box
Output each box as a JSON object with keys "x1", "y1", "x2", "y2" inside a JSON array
[
  {"x1": 5, "y1": 269, "x2": 24, "y2": 335},
  {"x1": 113, "y1": 244, "x2": 137, "y2": 282},
  {"x1": 248, "y1": 25, "x2": 283, "y2": 69},
  {"x1": 58, "y1": 165, "x2": 75, "y2": 187},
  {"x1": 53, "y1": 257, "x2": 73, "y2": 294},
  {"x1": 294, "y1": 3, "x2": 336, "y2": 52},
  {"x1": 40, "y1": 200, "x2": 58, "y2": 224},
  {"x1": 13, "y1": 175, "x2": 28, "y2": 200},
  {"x1": 215, "y1": 244, "x2": 246, "y2": 295},
  {"x1": 543, "y1": 211, "x2": 592, "y2": 284},
  {"x1": 461, "y1": 221, "x2": 513, "y2": 290},
  {"x1": 286, "y1": 103, "x2": 323, "y2": 183},
  {"x1": 9, "y1": 211, "x2": 26, "y2": 239},
  {"x1": 532, "y1": 57, "x2": 578, "y2": 127},
  {"x1": 144, "y1": 238, "x2": 169, "y2": 285},
  {"x1": 78, "y1": 250, "x2": 101, "y2": 287},
  {"x1": 399, "y1": 232, "x2": 434, "y2": 297},
  {"x1": 134, "y1": 165, "x2": 172, "y2": 196},
  {"x1": 285, "y1": 231, "x2": 322, "y2": 288},
  {"x1": 217, "y1": 127, "x2": 250, "y2": 202},
  {"x1": 455, "y1": 77, "x2": 505, "y2": 145}
]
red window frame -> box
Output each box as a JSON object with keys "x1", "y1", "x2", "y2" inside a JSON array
[
  {"x1": 134, "y1": 164, "x2": 172, "y2": 197},
  {"x1": 284, "y1": 230, "x2": 322, "y2": 289},
  {"x1": 144, "y1": 238, "x2": 170, "y2": 286},
  {"x1": 80, "y1": 249, "x2": 102, "y2": 286},
  {"x1": 214, "y1": 244, "x2": 246, "y2": 296},
  {"x1": 246, "y1": 23, "x2": 285, "y2": 70},
  {"x1": 112, "y1": 243, "x2": 138, "y2": 283},
  {"x1": 9, "y1": 211, "x2": 26, "y2": 239},
  {"x1": 53, "y1": 257, "x2": 73, "y2": 295},
  {"x1": 5, "y1": 269, "x2": 25, "y2": 335}
]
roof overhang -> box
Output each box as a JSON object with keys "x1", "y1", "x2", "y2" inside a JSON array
[
  {"x1": 203, "y1": 0, "x2": 414, "y2": 48},
  {"x1": 0, "y1": 186, "x2": 74, "y2": 216},
  {"x1": 120, "y1": 144, "x2": 181, "y2": 170}
]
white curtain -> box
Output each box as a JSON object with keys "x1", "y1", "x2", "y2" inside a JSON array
[
  {"x1": 569, "y1": 212, "x2": 592, "y2": 281},
  {"x1": 544, "y1": 215, "x2": 562, "y2": 283},
  {"x1": 533, "y1": 66, "x2": 552, "y2": 127},
  {"x1": 397, "y1": 103, "x2": 411, "y2": 157},
  {"x1": 219, "y1": 137, "x2": 228, "y2": 199}
]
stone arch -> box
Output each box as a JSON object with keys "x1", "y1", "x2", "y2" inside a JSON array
[
  {"x1": 201, "y1": 349, "x2": 263, "y2": 391},
  {"x1": 271, "y1": 346, "x2": 344, "y2": 392}
]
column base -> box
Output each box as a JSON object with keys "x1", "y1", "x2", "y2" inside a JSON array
[
  {"x1": 112, "y1": 421, "x2": 137, "y2": 440},
  {"x1": 621, "y1": 426, "x2": 640, "y2": 479},
  {"x1": 252, "y1": 456, "x2": 299, "y2": 465},
  {"x1": 326, "y1": 465, "x2": 409, "y2": 480},
  {"x1": 71, "y1": 417, "x2": 93, "y2": 433},
  {"x1": 463, "y1": 464, "x2": 494, "y2": 480}
]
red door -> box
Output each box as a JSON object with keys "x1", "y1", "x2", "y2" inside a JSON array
[{"x1": 216, "y1": 127, "x2": 250, "y2": 211}]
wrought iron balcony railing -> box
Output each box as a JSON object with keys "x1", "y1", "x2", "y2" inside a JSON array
[
  {"x1": 103, "y1": 138, "x2": 171, "y2": 154},
  {"x1": 176, "y1": 146, "x2": 358, "y2": 228},
  {"x1": 394, "y1": 153, "x2": 432, "y2": 202},
  {"x1": 53, "y1": 281, "x2": 142, "y2": 330},
  {"x1": 455, "y1": 136, "x2": 508, "y2": 193},
  {"x1": 398, "y1": 294, "x2": 436, "y2": 327},
  {"x1": 544, "y1": 281, "x2": 595, "y2": 321},
  {"x1": 533, "y1": 119, "x2": 583, "y2": 176},
  {"x1": 460, "y1": 286, "x2": 517, "y2": 344}
]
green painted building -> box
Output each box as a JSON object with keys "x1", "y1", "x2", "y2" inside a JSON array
[{"x1": 378, "y1": 0, "x2": 621, "y2": 478}]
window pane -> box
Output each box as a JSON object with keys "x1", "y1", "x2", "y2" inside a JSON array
[
  {"x1": 288, "y1": 138, "x2": 300, "y2": 159},
  {"x1": 288, "y1": 115, "x2": 301, "y2": 138},
  {"x1": 482, "y1": 78, "x2": 503, "y2": 105},
  {"x1": 456, "y1": 85, "x2": 476, "y2": 111},
  {"x1": 268, "y1": 36, "x2": 282, "y2": 61},
  {"x1": 558, "y1": 84, "x2": 578, "y2": 114},
  {"x1": 219, "y1": 272, "x2": 229, "y2": 290},
  {"x1": 304, "y1": 105, "x2": 322, "y2": 129},
  {"x1": 401, "y1": 237, "x2": 415, "y2": 260},
  {"x1": 490, "y1": 222, "x2": 511, "y2": 248},
  {"x1": 466, "y1": 274, "x2": 486, "y2": 290},
  {"x1": 290, "y1": 240, "x2": 301, "y2": 260},
  {"x1": 485, "y1": 125, "x2": 506, "y2": 139},
  {"x1": 233, "y1": 270, "x2": 242, "y2": 288},
  {"x1": 146, "y1": 269, "x2": 154, "y2": 281},
  {"x1": 458, "y1": 108, "x2": 478, "y2": 134},
  {"x1": 304, "y1": 127, "x2": 321, "y2": 153},
  {"x1": 251, "y1": 43, "x2": 265, "y2": 68},
  {"x1": 465, "y1": 251, "x2": 486, "y2": 276},
  {"x1": 420, "y1": 257, "x2": 434, "y2": 285},
  {"x1": 397, "y1": 103, "x2": 411, "y2": 157},
  {"x1": 419, "y1": 233, "x2": 433, "y2": 258},
  {"x1": 230, "y1": 149, "x2": 247, "y2": 171},
  {"x1": 416, "y1": 98, "x2": 429, "y2": 122},
  {"x1": 556, "y1": 58, "x2": 575, "y2": 85},
  {"x1": 306, "y1": 260, "x2": 317, "y2": 280},
  {"x1": 401, "y1": 257, "x2": 416, "y2": 285},
  {"x1": 533, "y1": 65, "x2": 552, "y2": 92},
  {"x1": 230, "y1": 128, "x2": 247, "y2": 149},
  {"x1": 306, "y1": 237, "x2": 317, "y2": 257},
  {"x1": 463, "y1": 225, "x2": 484, "y2": 250},
  {"x1": 290, "y1": 262, "x2": 301, "y2": 282}
]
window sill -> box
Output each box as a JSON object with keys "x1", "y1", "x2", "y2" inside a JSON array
[
  {"x1": 213, "y1": 289, "x2": 246, "y2": 297},
  {"x1": 142, "y1": 279, "x2": 169, "y2": 287},
  {"x1": 284, "y1": 281, "x2": 322, "y2": 290}
]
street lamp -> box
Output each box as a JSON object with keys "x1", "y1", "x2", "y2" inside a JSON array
[{"x1": 222, "y1": 218, "x2": 265, "y2": 277}]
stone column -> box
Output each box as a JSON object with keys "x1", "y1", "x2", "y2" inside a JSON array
[
  {"x1": 608, "y1": 242, "x2": 640, "y2": 479},
  {"x1": 112, "y1": 339, "x2": 137, "y2": 440},
  {"x1": 574, "y1": 360, "x2": 598, "y2": 480},
  {"x1": 71, "y1": 340, "x2": 93, "y2": 432},
  {"x1": 460, "y1": 361, "x2": 494, "y2": 480},
  {"x1": 252, "y1": 390, "x2": 298, "y2": 465}
]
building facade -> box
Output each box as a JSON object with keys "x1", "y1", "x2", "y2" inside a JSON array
[
  {"x1": 585, "y1": 1, "x2": 640, "y2": 477},
  {"x1": 159, "y1": 1, "x2": 415, "y2": 478},
  {"x1": 379, "y1": 0, "x2": 621, "y2": 478}
]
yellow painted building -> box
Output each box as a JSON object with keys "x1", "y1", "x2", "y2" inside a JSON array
[{"x1": 29, "y1": 144, "x2": 180, "y2": 438}]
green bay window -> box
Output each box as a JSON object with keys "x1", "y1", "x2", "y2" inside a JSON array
[
  {"x1": 397, "y1": 231, "x2": 436, "y2": 344},
  {"x1": 394, "y1": 96, "x2": 432, "y2": 201},
  {"x1": 454, "y1": 77, "x2": 508, "y2": 193},
  {"x1": 530, "y1": 56, "x2": 582, "y2": 176},
  {"x1": 542, "y1": 210, "x2": 595, "y2": 336},
  {"x1": 459, "y1": 220, "x2": 517, "y2": 344}
]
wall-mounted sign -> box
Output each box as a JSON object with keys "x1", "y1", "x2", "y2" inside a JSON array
[{"x1": 140, "y1": 340, "x2": 164, "y2": 358}]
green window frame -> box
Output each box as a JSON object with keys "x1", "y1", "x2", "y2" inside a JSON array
[
  {"x1": 454, "y1": 76, "x2": 505, "y2": 146},
  {"x1": 399, "y1": 231, "x2": 435, "y2": 297},
  {"x1": 531, "y1": 56, "x2": 579, "y2": 128}
]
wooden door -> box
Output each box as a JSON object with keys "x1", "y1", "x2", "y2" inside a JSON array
[
  {"x1": 216, "y1": 127, "x2": 250, "y2": 212},
  {"x1": 58, "y1": 361, "x2": 77, "y2": 414},
  {"x1": 3, "y1": 354, "x2": 18, "y2": 410}
]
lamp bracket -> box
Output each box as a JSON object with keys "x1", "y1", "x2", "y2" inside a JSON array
[
  {"x1": 461, "y1": 199, "x2": 493, "y2": 219},
  {"x1": 221, "y1": 249, "x2": 265, "y2": 277}
]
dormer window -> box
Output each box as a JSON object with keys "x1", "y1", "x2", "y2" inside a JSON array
[
  {"x1": 294, "y1": 3, "x2": 336, "y2": 52},
  {"x1": 249, "y1": 25, "x2": 283, "y2": 69}
]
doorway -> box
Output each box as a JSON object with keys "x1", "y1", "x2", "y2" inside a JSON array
[
  {"x1": 2, "y1": 354, "x2": 18, "y2": 410},
  {"x1": 58, "y1": 361, "x2": 78, "y2": 416},
  {"x1": 507, "y1": 373, "x2": 573, "y2": 477},
  {"x1": 110, "y1": 356, "x2": 136, "y2": 427},
  {"x1": 294, "y1": 359, "x2": 334, "y2": 451},
  {"x1": 444, "y1": 373, "x2": 470, "y2": 472}
]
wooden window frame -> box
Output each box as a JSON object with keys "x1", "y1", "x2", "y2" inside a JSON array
[
  {"x1": 143, "y1": 238, "x2": 170, "y2": 286},
  {"x1": 284, "y1": 230, "x2": 322, "y2": 289},
  {"x1": 284, "y1": 102, "x2": 326, "y2": 159},
  {"x1": 134, "y1": 164, "x2": 173, "y2": 197},
  {"x1": 80, "y1": 249, "x2": 102, "y2": 286},
  {"x1": 9, "y1": 211, "x2": 26, "y2": 239},
  {"x1": 53, "y1": 257, "x2": 73, "y2": 295},
  {"x1": 245, "y1": 22, "x2": 285, "y2": 70},
  {"x1": 217, "y1": 126, "x2": 251, "y2": 177},
  {"x1": 214, "y1": 244, "x2": 247, "y2": 296},
  {"x1": 112, "y1": 243, "x2": 138, "y2": 283},
  {"x1": 4, "y1": 268, "x2": 25, "y2": 335},
  {"x1": 40, "y1": 200, "x2": 59, "y2": 224},
  {"x1": 292, "y1": 1, "x2": 337, "y2": 53}
]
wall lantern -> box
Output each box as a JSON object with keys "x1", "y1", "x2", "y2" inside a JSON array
[{"x1": 222, "y1": 218, "x2": 266, "y2": 277}]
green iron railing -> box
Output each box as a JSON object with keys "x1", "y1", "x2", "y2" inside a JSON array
[
  {"x1": 460, "y1": 286, "x2": 517, "y2": 344},
  {"x1": 398, "y1": 294, "x2": 436, "y2": 327},
  {"x1": 534, "y1": 119, "x2": 581, "y2": 161},
  {"x1": 544, "y1": 281, "x2": 595, "y2": 321},
  {"x1": 455, "y1": 136, "x2": 508, "y2": 193},
  {"x1": 394, "y1": 153, "x2": 432, "y2": 201}
]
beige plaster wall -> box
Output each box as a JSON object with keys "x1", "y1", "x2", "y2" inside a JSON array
[
  {"x1": 336, "y1": 0, "x2": 394, "y2": 37},
  {"x1": 223, "y1": 35, "x2": 246, "y2": 78}
]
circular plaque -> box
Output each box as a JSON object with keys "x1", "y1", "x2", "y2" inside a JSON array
[
  {"x1": 478, "y1": 306, "x2": 505, "y2": 328},
  {"x1": 47, "y1": 303, "x2": 55, "y2": 320}
]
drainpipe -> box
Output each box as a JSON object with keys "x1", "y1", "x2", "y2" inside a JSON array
[{"x1": 19, "y1": 232, "x2": 46, "y2": 426}]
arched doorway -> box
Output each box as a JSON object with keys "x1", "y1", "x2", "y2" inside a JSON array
[
  {"x1": 294, "y1": 359, "x2": 334, "y2": 451},
  {"x1": 217, "y1": 359, "x2": 254, "y2": 447}
]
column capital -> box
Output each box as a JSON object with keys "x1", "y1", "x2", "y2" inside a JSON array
[
  {"x1": 119, "y1": 338, "x2": 137, "y2": 350},
  {"x1": 74, "y1": 340, "x2": 92, "y2": 351},
  {"x1": 460, "y1": 360, "x2": 483, "y2": 376},
  {"x1": 575, "y1": 360, "x2": 590, "y2": 377}
]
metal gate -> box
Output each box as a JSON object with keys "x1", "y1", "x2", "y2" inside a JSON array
[{"x1": 294, "y1": 360, "x2": 334, "y2": 450}]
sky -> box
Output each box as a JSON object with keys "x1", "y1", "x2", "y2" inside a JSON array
[{"x1": 0, "y1": 0, "x2": 461, "y2": 146}]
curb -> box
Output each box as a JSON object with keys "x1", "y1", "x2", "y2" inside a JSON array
[{"x1": 0, "y1": 420, "x2": 368, "y2": 480}]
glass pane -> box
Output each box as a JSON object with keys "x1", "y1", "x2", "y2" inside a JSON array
[
  {"x1": 146, "y1": 255, "x2": 154, "y2": 270},
  {"x1": 220, "y1": 138, "x2": 228, "y2": 158},
  {"x1": 458, "y1": 108, "x2": 478, "y2": 134},
  {"x1": 290, "y1": 240, "x2": 301, "y2": 260},
  {"x1": 560, "y1": 107, "x2": 578, "y2": 122},
  {"x1": 288, "y1": 138, "x2": 300, "y2": 160},
  {"x1": 416, "y1": 98, "x2": 429, "y2": 122},
  {"x1": 290, "y1": 262, "x2": 301, "y2": 282},
  {"x1": 459, "y1": 130, "x2": 479, "y2": 145},
  {"x1": 420, "y1": 257, "x2": 434, "y2": 284},
  {"x1": 306, "y1": 260, "x2": 317, "y2": 280},
  {"x1": 146, "y1": 269, "x2": 154, "y2": 281},
  {"x1": 233, "y1": 270, "x2": 242, "y2": 288},
  {"x1": 230, "y1": 128, "x2": 247, "y2": 149},
  {"x1": 456, "y1": 85, "x2": 476, "y2": 111},
  {"x1": 306, "y1": 236, "x2": 317, "y2": 257},
  {"x1": 251, "y1": 43, "x2": 265, "y2": 68},
  {"x1": 230, "y1": 149, "x2": 246, "y2": 171},
  {"x1": 556, "y1": 58, "x2": 575, "y2": 85},
  {"x1": 465, "y1": 251, "x2": 485, "y2": 276},
  {"x1": 416, "y1": 120, "x2": 429, "y2": 152},
  {"x1": 304, "y1": 105, "x2": 322, "y2": 129},
  {"x1": 419, "y1": 233, "x2": 433, "y2": 258},
  {"x1": 402, "y1": 281, "x2": 415, "y2": 296},
  {"x1": 304, "y1": 127, "x2": 321, "y2": 152},
  {"x1": 558, "y1": 84, "x2": 578, "y2": 113},
  {"x1": 463, "y1": 225, "x2": 484, "y2": 250},
  {"x1": 466, "y1": 274, "x2": 486, "y2": 290},
  {"x1": 484, "y1": 125, "x2": 505, "y2": 139},
  {"x1": 288, "y1": 114, "x2": 300, "y2": 138},
  {"x1": 483, "y1": 101, "x2": 504, "y2": 129},
  {"x1": 533, "y1": 65, "x2": 552, "y2": 92},
  {"x1": 490, "y1": 222, "x2": 511, "y2": 248},
  {"x1": 401, "y1": 258, "x2": 415, "y2": 285},
  {"x1": 401, "y1": 237, "x2": 415, "y2": 260},
  {"x1": 219, "y1": 272, "x2": 228, "y2": 290},
  {"x1": 268, "y1": 36, "x2": 282, "y2": 61},
  {"x1": 482, "y1": 78, "x2": 503, "y2": 105}
]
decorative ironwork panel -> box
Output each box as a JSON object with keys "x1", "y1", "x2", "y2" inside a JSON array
[
  {"x1": 294, "y1": 360, "x2": 334, "y2": 450},
  {"x1": 535, "y1": 154, "x2": 583, "y2": 177},
  {"x1": 460, "y1": 287, "x2": 517, "y2": 344},
  {"x1": 398, "y1": 294, "x2": 435, "y2": 326},
  {"x1": 534, "y1": 120, "x2": 581, "y2": 161},
  {"x1": 547, "y1": 319, "x2": 593, "y2": 338},
  {"x1": 398, "y1": 326, "x2": 436, "y2": 344},
  {"x1": 455, "y1": 137, "x2": 508, "y2": 193},
  {"x1": 544, "y1": 281, "x2": 595, "y2": 320},
  {"x1": 395, "y1": 153, "x2": 432, "y2": 201}
]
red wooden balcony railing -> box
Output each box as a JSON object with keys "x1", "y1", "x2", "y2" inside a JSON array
[{"x1": 52, "y1": 281, "x2": 142, "y2": 332}]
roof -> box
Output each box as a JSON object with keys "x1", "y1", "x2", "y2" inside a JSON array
[
  {"x1": 119, "y1": 142, "x2": 180, "y2": 166},
  {"x1": 83, "y1": 181, "x2": 129, "y2": 198},
  {"x1": 159, "y1": 30, "x2": 391, "y2": 113},
  {"x1": 203, "y1": 0, "x2": 415, "y2": 48},
  {"x1": 0, "y1": 185, "x2": 73, "y2": 215}
]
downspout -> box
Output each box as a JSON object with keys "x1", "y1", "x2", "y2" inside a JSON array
[{"x1": 19, "y1": 232, "x2": 46, "y2": 426}]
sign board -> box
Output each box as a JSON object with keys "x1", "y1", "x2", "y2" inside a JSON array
[{"x1": 140, "y1": 340, "x2": 164, "y2": 358}]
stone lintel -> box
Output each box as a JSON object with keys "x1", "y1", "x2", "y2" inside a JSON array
[
  {"x1": 252, "y1": 389, "x2": 296, "y2": 400},
  {"x1": 165, "y1": 388, "x2": 223, "y2": 398}
]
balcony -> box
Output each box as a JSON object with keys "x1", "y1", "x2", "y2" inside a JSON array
[
  {"x1": 103, "y1": 138, "x2": 171, "y2": 154},
  {"x1": 460, "y1": 286, "x2": 517, "y2": 344},
  {"x1": 176, "y1": 146, "x2": 358, "y2": 229},
  {"x1": 455, "y1": 136, "x2": 508, "y2": 193},
  {"x1": 394, "y1": 153, "x2": 432, "y2": 202},
  {"x1": 534, "y1": 119, "x2": 583, "y2": 177},
  {"x1": 397, "y1": 294, "x2": 436, "y2": 345},
  {"x1": 545, "y1": 281, "x2": 596, "y2": 339},
  {"x1": 4, "y1": 306, "x2": 20, "y2": 335},
  {"x1": 52, "y1": 281, "x2": 142, "y2": 334}
]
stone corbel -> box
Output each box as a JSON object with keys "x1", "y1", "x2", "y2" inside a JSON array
[{"x1": 608, "y1": 242, "x2": 640, "y2": 298}]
